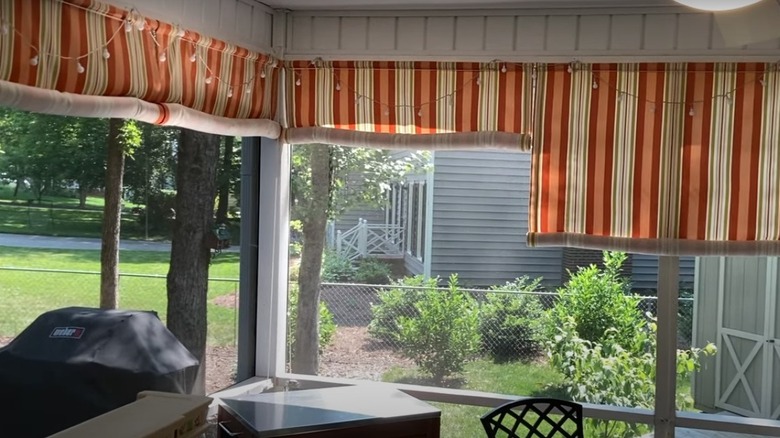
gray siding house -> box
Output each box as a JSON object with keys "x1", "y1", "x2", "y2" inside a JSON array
[{"x1": 335, "y1": 149, "x2": 694, "y2": 291}]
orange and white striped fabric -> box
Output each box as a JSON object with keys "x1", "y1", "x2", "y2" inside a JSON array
[
  {"x1": 0, "y1": 0, "x2": 278, "y2": 122},
  {"x1": 529, "y1": 63, "x2": 780, "y2": 255},
  {"x1": 284, "y1": 61, "x2": 534, "y2": 147}
]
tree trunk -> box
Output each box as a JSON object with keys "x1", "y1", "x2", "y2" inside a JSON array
[
  {"x1": 13, "y1": 178, "x2": 20, "y2": 197},
  {"x1": 167, "y1": 128, "x2": 220, "y2": 395},
  {"x1": 215, "y1": 136, "x2": 234, "y2": 224},
  {"x1": 100, "y1": 119, "x2": 125, "y2": 310},
  {"x1": 78, "y1": 184, "x2": 88, "y2": 209},
  {"x1": 292, "y1": 145, "x2": 331, "y2": 375}
]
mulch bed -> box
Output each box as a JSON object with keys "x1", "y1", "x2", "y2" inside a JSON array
[{"x1": 320, "y1": 326, "x2": 412, "y2": 381}]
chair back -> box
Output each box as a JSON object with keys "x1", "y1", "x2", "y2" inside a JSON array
[{"x1": 480, "y1": 397, "x2": 583, "y2": 438}]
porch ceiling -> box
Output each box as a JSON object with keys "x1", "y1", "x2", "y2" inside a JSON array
[{"x1": 258, "y1": 0, "x2": 680, "y2": 10}]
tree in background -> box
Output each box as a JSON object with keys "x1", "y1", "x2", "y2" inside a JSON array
[
  {"x1": 215, "y1": 136, "x2": 239, "y2": 224},
  {"x1": 166, "y1": 128, "x2": 220, "y2": 394},
  {"x1": 99, "y1": 119, "x2": 141, "y2": 310},
  {"x1": 290, "y1": 145, "x2": 421, "y2": 374}
]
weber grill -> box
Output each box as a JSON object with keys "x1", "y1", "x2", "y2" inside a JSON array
[{"x1": 0, "y1": 307, "x2": 199, "y2": 437}]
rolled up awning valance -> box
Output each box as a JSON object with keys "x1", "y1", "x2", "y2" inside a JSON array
[
  {"x1": 284, "y1": 61, "x2": 534, "y2": 150},
  {"x1": 528, "y1": 62, "x2": 780, "y2": 255},
  {"x1": 0, "y1": 0, "x2": 279, "y2": 134}
]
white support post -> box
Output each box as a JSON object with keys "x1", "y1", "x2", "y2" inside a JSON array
[
  {"x1": 254, "y1": 138, "x2": 290, "y2": 378},
  {"x1": 336, "y1": 230, "x2": 342, "y2": 255},
  {"x1": 358, "y1": 218, "x2": 368, "y2": 257},
  {"x1": 655, "y1": 256, "x2": 680, "y2": 437}
]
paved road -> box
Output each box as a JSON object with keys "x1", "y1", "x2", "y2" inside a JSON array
[{"x1": 0, "y1": 233, "x2": 174, "y2": 252}]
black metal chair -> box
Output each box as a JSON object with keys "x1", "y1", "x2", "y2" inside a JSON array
[{"x1": 480, "y1": 397, "x2": 584, "y2": 438}]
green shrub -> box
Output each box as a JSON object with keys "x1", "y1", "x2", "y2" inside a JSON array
[
  {"x1": 320, "y1": 251, "x2": 354, "y2": 282},
  {"x1": 368, "y1": 275, "x2": 437, "y2": 343},
  {"x1": 547, "y1": 316, "x2": 716, "y2": 437},
  {"x1": 479, "y1": 277, "x2": 544, "y2": 362},
  {"x1": 354, "y1": 257, "x2": 393, "y2": 284},
  {"x1": 546, "y1": 251, "x2": 643, "y2": 352},
  {"x1": 398, "y1": 274, "x2": 480, "y2": 383},
  {"x1": 136, "y1": 190, "x2": 176, "y2": 232},
  {"x1": 286, "y1": 283, "x2": 336, "y2": 360}
]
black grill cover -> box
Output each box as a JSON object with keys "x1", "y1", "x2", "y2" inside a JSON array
[{"x1": 0, "y1": 307, "x2": 199, "y2": 437}]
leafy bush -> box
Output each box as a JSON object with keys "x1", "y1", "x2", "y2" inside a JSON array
[
  {"x1": 479, "y1": 277, "x2": 544, "y2": 362},
  {"x1": 320, "y1": 251, "x2": 354, "y2": 282},
  {"x1": 286, "y1": 283, "x2": 336, "y2": 360},
  {"x1": 368, "y1": 275, "x2": 438, "y2": 343},
  {"x1": 547, "y1": 251, "x2": 643, "y2": 352},
  {"x1": 547, "y1": 316, "x2": 716, "y2": 437},
  {"x1": 354, "y1": 257, "x2": 393, "y2": 284},
  {"x1": 398, "y1": 274, "x2": 480, "y2": 383}
]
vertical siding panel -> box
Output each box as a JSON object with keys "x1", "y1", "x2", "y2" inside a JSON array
[
  {"x1": 292, "y1": 15, "x2": 313, "y2": 51},
  {"x1": 693, "y1": 257, "x2": 721, "y2": 411},
  {"x1": 426, "y1": 17, "x2": 456, "y2": 51},
  {"x1": 515, "y1": 16, "x2": 546, "y2": 51},
  {"x1": 610, "y1": 15, "x2": 643, "y2": 51},
  {"x1": 677, "y1": 14, "x2": 711, "y2": 50},
  {"x1": 396, "y1": 17, "x2": 426, "y2": 52},
  {"x1": 368, "y1": 17, "x2": 397, "y2": 51},
  {"x1": 312, "y1": 17, "x2": 340, "y2": 50},
  {"x1": 578, "y1": 15, "x2": 610, "y2": 51},
  {"x1": 484, "y1": 16, "x2": 515, "y2": 51},
  {"x1": 643, "y1": 14, "x2": 677, "y2": 51},
  {"x1": 545, "y1": 16, "x2": 578, "y2": 51},
  {"x1": 454, "y1": 16, "x2": 484, "y2": 51},
  {"x1": 340, "y1": 17, "x2": 368, "y2": 51}
]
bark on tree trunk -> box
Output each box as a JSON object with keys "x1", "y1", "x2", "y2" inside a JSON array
[
  {"x1": 79, "y1": 185, "x2": 88, "y2": 209},
  {"x1": 215, "y1": 136, "x2": 234, "y2": 224},
  {"x1": 100, "y1": 119, "x2": 125, "y2": 310},
  {"x1": 292, "y1": 145, "x2": 331, "y2": 375},
  {"x1": 167, "y1": 128, "x2": 220, "y2": 395}
]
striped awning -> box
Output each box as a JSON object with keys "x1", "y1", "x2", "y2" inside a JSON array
[
  {"x1": 0, "y1": 0, "x2": 278, "y2": 131},
  {"x1": 283, "y1": 61, "x2": 534, "y2": 149},
  {"x1": 528, "y1": 63, "x2": 780, "y2": 255}
]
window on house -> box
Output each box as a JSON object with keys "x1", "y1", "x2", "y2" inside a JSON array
[{"x1": 405, "y1": 180, "x2": 426, "y2": 261}]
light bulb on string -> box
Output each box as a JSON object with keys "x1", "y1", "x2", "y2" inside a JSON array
[
  {"x1": 245, "y1": 86, "x2": 252, "y2": 95},
  {"x1": 158, "y1": 51, "x2": 167, "y2": 63},
  {"x1": 501, "y1": 64, "x2": 507, "y2": 73},
  {"x1": 124, "y1": 19, "x2": 133, "y2": 33},
  {"x1": 592, "y1": 80, "x2": 598, "y2": 89},
  {"x1": 384, "y1": 108, "x2": 390, "y2": 116},
  {"x1": 205, "y1": 76, "x2": 213, "y2": 85},
  {"x1": 295, "y1": 77, "x2": 301, "y2": 86},
  {"x1": 260, "y1": 69, "x2": 266, "y2": 79},
  {"x1": 227, "y1": 87, "x2": 234, "y2": 98},
  {"x1": 617, "y1": 92, "x2": 623, "y2": 102},
  {"x1": 189, "y1": 53, "x2": 197, "y2": 63},
  {"x1": 335, "y1": 82, "x2": 341, "y2": 91},
  {"x1": 760, "y1": 77, "x2": 767, "y2": 87},
  {"x1": 29, "y1": 55, "x2": 38, "y2": 67},
  {"x1": 102, "y1": 48, "x2": 111, "y2": 60},
  {"x1": 476, "y1": 77, "x2": 481, "y2": 87},
  {"x1": 135, "y1": 18, "x2": 145, "y2": 31},
  {"x1": 1, "y1": 21, "x2": 9, "y2": 35},
  {"x1": 567, "y1": 64, "x2": 573, "y2": 74},
  {"x1": 725, "y1": 93, "x2": 732, "y2": 105},
  {"x1": 76, "y1": 62, "x2": 85, "y2": 74},
  {"x1": 689, "y1": 106, "x2": 695, "y2": 117},
  {"x1": 417, "y1": 109, "x2": 423, "y2": 117}
]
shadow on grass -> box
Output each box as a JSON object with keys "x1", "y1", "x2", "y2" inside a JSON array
[
  {"x1": 387, "y1": 375, "x2": 467, "y2": 389},
  {"x1": 530, "y1": 383, "x2": 570, "y2": 399}
]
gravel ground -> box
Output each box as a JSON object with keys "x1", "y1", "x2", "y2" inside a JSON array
[{"x1": 320, "y1": 326, "x2": 412, "y2": 381}]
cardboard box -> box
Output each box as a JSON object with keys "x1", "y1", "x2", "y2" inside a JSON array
[{"x1": 49, "y1": 391, "x2": 212, "y2": 438}]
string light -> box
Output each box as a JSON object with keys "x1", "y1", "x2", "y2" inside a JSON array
[
  {"x1": 501, "y1": 64, "x2": 507, "y2": 73},
  {"x1": 689, "y1": 106, "x2": 695, "y2": 117},
  {"x1": 417, "y1": 109, "x2": 423, "y2": 117},
  {"x1": 227, "y1": 87, "x2": 233, "y2": 98},
  {"x1": 476, "y1": 77, "x2": 481, "y2": 86},
  {"x1": 335, "y1": 82, "x2": 341, "y2": 91},
  {"x1": 295, "y1": 77, "x2": 301, "y2": 86},
  {"x1": 592, "y1": 80, "x2": 599, "y2": 89},
  {"x1": 2, "y1": 2, "x2": 278, "y2": 102},
  {"x1": 567, "y1": 64, "x2": 573, "y2": 74}
]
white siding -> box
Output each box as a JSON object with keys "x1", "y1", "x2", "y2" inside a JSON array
[
  {"x1": 429, "y1": 151, "x2": 563, "y2": 289},
  {"x1": 285, "y1": 9, "x2": 780, "y2": 61},
  {"x1": 632, "y1": 255, "x2": 696, "y2": 291},
  {"x1": 110, "y1": 0, "x2": 274, "y2": 53}
]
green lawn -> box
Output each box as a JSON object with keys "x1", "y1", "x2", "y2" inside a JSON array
[
  {"x1": 0, "y1": 247, "x2": 240, "y2": 345},
  {"x1": 0, "y1": 184, "x2": 108, "y2": 209}
]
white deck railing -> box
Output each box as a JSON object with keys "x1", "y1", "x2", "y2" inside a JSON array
[{"x1": 335, "y1": 219, "x2": 404, "y2": 260}]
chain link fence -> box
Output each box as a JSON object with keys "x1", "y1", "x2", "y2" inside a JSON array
[{"x1": 318, "y1": 282, "x2": 695, "y2": 359}]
